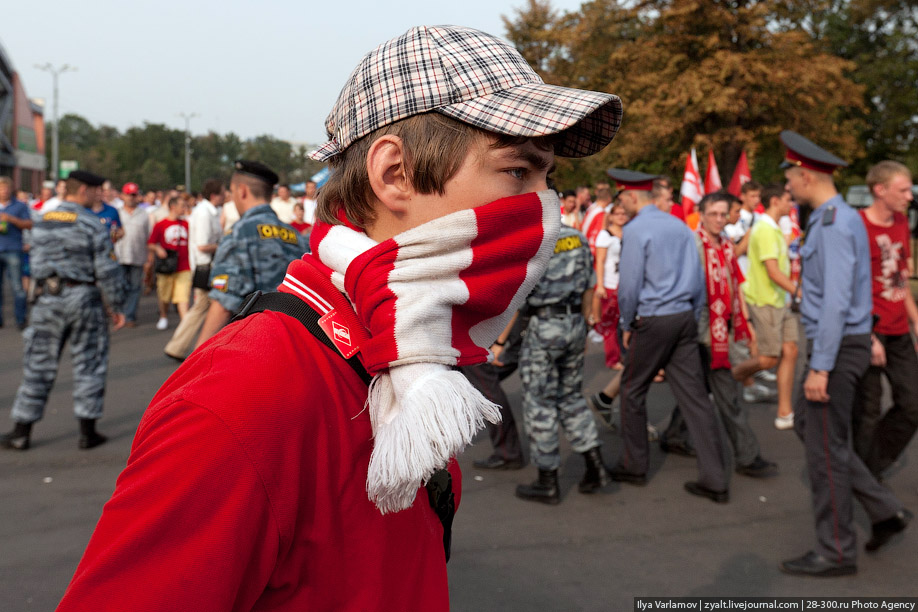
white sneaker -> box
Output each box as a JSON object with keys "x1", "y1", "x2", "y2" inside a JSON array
[
  {"x1": 588, "y1": 329, "x2": 604, "y2": 344},
  {"x1": 743, "y1": 382, "x2": 777, "y2": 404},
  {"x1": 156, "y1": 317, "x2": 168, "y2": 331},
  {"x1": 775, "y1": 413, "x2": 794, "y2": 430},
  {"x1": 755, "y1": 369, "x2": 777, "y2": 383}
]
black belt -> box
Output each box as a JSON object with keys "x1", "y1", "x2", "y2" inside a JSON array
[
  {"x1": 37, "y1": 277, "x2": 94, "y2": 286},
  {"x1": 531, "y1": 303, "x2": 582, "y2": 318}
]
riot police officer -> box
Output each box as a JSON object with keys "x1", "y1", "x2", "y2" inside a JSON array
[
  {"x1": 514, "y1": 223, "x2": 609, "y2": 504},
  {"x1": 0, "y1": 170, "x2": 125, "y2": 451},
  {"x1": 195, "y1": 160, "x2": 308, "y2": 349},
  {"x1": 777, "y1": 131, "x2": 911, "y2": 577}
]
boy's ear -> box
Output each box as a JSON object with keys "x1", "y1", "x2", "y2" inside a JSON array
[{"x1": 366, "y1": 135, "x2": 412, "y2": 214}]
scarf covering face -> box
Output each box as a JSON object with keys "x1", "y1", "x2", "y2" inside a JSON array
[
  {"x1": 309, "y1": 190, "x2": 561, "y2": 513},
  {"x1": 696, "y1": 226, "x2": 751, "y2": 369}
]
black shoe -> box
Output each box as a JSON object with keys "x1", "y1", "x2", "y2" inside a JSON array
[
  {"x1": 865, "y1": 509, "x2": 912, "y2": 552},
  {"x1": 578, "y1": 447, "x2": 611, "y2": 494},
  {"x1": 587, "y1": 393, "x2": 617, "y2": 431},
  {"x1": 473, "y1": 454, "x2": 524, "y2": 470},
  {"x1": 660, "y1": 438, "x2": 696, "y2": 457},
  {"x1": 78, "y1": 418, "x2": 107, "y2": 450},
  {"x1": 0, "y1": 421, "x2": 33, "y2": 451},
  {"x1": 684, "y1": 481, "x2": 729, "y2": 503},
  {"x1": 736, "y1": 456, "x2": 778, "y2": 478},
  {"x1": 609, "y1": 465, "x2": 647, "y2": 486},
  {"x1": 79, "y1": 431, "x2": 108, "y2": 449},
  {"x1": 780, "y1": 551, "x2": 857, "y2": 577},
  {"x1": 515, "y1": 469, "x2": 561, "y2": 504},
  {"x1": 164, "y1": 351, "x2": 185, "y2": 363}
]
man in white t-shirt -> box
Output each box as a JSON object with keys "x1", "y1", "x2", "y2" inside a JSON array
[
  {"x1": 164, "y1": 179, "x2": 225, "y2": 360},
  {"x1": 40, "y1": 179, "x2": 67, "y2": 212},
  {"x1": 270, "y1": 184, "x2": 297, "y2": 224},
  {"x1": 581, "y1": 185, "x2": 613, "y2": 260},
  {"x1": 301, "y1": 180, "x2": 318, "y2": 226},
  {"x1": 727, "y1": 181, "x2": 762, "y2": 276}
]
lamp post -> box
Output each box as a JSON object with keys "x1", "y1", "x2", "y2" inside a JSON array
[
  {"x1": 177, "y1": 112, "x2": 198, "y2": 192},
  {"x1": 34, "y1": 63, "x2": 77, "y2": 180}
]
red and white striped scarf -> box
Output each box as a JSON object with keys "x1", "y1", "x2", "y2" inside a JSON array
[
  {"x1": 306, "y1": 191, "x2": 561, "y2": 512},
  {"x1": 697, "y1": 226, "x2": 751, "y2": 369}
]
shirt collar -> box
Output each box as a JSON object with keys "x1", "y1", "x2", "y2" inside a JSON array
[{"x1": 759, "y1": 214, "x2": 780, "y2": 230}]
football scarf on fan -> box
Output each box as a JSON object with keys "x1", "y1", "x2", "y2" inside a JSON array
[
  {"x1": 307, "y1": 190, "x2": 561, "y2": 513},
  {"x1": 697, "y1": 226, "x2": 751, "y2": 369}
]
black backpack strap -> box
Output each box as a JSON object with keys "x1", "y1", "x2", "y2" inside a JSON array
[
  {"x1": 232, "y1": 289, "x2": 454, "y2": 561},
  {"x1": 232, "y1": 290, "x2": 372, "y2": 386}
]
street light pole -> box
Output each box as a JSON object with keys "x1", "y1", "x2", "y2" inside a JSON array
[
  {"x1": 34, "y1": 63, "x2": 76, "y2": 180},
  {"x1": 177, "y1": 112, "x2": 198, "y2": 192}
]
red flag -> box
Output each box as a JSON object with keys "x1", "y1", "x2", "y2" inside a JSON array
[
  {"x1": 704, "y1": 150, "x2": 723, "y2": 194},
  {"x1": 680, "y1": 148, "x2": 702, "y2": 217},
  {"x1": 727, "y1": 150, "x2": 751, "y2": 197}
]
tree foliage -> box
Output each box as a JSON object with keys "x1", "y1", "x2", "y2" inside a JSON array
[
  {"x1": 503, "y1": 0, "x2": 915, "y2": 188},
  {"x1": 782, "y1": 0, "x2": 918, "y2": 176},
  {"x1": 48, "y1": 114, "x2": 326, "y2": 191}
]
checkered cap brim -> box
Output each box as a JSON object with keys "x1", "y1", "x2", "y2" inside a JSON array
[{"x1": 310, "y1": 25, "x2": 623, "y2": 161}]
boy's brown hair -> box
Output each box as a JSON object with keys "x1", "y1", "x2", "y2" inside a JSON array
[{"x1": 318, "y1": 113, "x2": 552, "y2": 228}]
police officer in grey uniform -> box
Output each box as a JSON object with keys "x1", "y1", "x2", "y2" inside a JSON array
[
  {"x1": 0, "y1": 170, "x2": 125, "y2": 451},
  {"x1": 515, "y1": 223, "x2": 609, "y2": 504},
  {"x1": 195, "y1": 160, "x2": 308, "y2": 349},
  {"x1": 777, "y1": 131, "x2": 911, "y2": 577}
]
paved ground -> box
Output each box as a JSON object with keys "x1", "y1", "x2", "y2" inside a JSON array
[{"x1": 1, "y1": 294, "x2": 916, "y2": 610}]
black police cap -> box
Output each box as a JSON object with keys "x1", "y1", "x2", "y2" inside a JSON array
[
  {"x1": 233, "y1": 160, "x2": 279, "y2": 186},
  {"x1": 778, "y1": 130, "x2": 848, "y2": 174},
  {"x1": 67, "y1": 170, "x2": 105, "y2": 187}
]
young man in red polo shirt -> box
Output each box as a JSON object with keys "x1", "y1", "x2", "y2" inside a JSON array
[
  {"x1": 853, "y1": 160, "x2": 918, "y2": 478},
  {"x1": 57, "y1": 25, "x2": 623, "y2": 611}
]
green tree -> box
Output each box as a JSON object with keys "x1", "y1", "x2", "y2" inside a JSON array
[
  {"x1": 503, "y1": 0, "x2": 867, "y2": 188},
  {"x1": 241, "y1": 135, "x2": 298, "y2": 184},
  {"x1": 46, "y1": 113, "x2": 331, "y2": 193},
  {"x1": 781, "y1": 0, "x2": 918, "y2": 178},
  {"x1": 138, "y1": 159, "x2": 170, "y2": 190}
]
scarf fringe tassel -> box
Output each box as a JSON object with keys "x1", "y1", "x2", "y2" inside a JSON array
[{"x1": 366, "y1": 365, "x2": 501, "y2": 513}]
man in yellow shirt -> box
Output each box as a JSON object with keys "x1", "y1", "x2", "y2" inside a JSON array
[{"x1": 734, "y1": 183, "x2": 800, "y2": 429}]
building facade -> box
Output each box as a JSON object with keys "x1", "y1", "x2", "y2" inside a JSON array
[{"x1": 1, "y1": 41, "x2": 46, "y2": 194}]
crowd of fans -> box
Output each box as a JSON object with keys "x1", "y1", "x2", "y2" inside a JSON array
[{"x1": 0, "y1": 177, "x2": 318, "y2": 335}]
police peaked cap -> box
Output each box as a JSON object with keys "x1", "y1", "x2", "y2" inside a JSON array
[
  {"x1": 68, "y1": 170, "x2": 106, "y2": 187},
  {"x1": 779, "y1": 131, "x2": 848, "y2": 174},
  {"x1": 233, "y1": 160, "x2": 279, "y2": 186},
  {"x1": 605, "y1": 168, "x2": 660, "y2": 191}
]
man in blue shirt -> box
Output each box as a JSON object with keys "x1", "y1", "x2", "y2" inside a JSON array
[
  {"x1": 0, "y1": 176, "x2": 34, "y2": 329},
  {"x1": 777, "y1": 131, "x2": 910, "y2": 577},
  {"x1": 90, "y1": 184, "x2": 123, "y2": 242},
  {"x1": 608, "y1": 169, "x2": 729, "y2": 503}
]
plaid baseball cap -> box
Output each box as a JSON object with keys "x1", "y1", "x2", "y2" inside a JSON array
[{"x1": 310, "y1": 25, "x2": 623, "y2": 162}]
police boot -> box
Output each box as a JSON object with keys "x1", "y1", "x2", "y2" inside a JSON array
[
  {"x1": 78, "y1": 418, "x2": 107, "y2": 450},
  {"x1": 578, "y1": 447, "x2": 611, "y2": 494},
  {"x1": 0, "y1": 421, "x2": 33, "y2": 450},
  {"x1": 515, "y1": 469, "x2": 561, "y2": 505}
]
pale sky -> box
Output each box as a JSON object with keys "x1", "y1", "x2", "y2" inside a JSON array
[{"x1": 3, "y1": 0, "x2": 585, "y2": 147}]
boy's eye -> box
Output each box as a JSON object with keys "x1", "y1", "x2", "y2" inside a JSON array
[{"x1": 506, "y1": 168, "x2": 525, "y2": 180}]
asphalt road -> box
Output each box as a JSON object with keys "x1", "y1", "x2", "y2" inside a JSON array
[{"x1": 1, "y1": 294, "x2": 916, "y2": 611}]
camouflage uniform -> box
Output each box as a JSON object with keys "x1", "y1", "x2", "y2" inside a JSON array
[
  {"x1": 520, "y1": 225, "x2": 600, "y2": 470},
  {"x1": 208, "y1": 203, "x2": 308, "y2": 313},
  {"x1": 11, "y1": 201, "x2": 124, "y2": 423}
]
